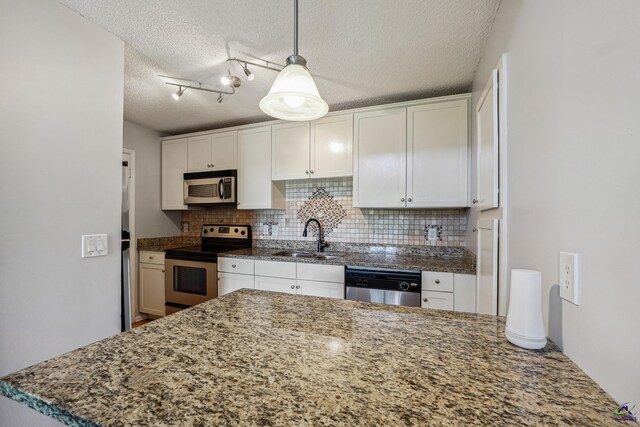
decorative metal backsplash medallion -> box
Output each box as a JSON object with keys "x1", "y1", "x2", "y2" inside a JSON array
[{"x1": 296, "y1": 187, "x2": 346, "y2": 236}]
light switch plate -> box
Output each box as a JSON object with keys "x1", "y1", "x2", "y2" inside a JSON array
[
  {"x1": 559, "y1": 252, "x2": 580, "y2": 305},
  {"x1": 82, "y1": 234, "x2": 108, "y2": 258}
]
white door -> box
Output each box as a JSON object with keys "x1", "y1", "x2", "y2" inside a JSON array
[
  {"x1": 238, "y1": 126, "x2": 276, "y2": 209},
  {"x1": 255, "y1": 276, "x2": 297, "y2": 294},
  {"x1": 187, "y1": 134, "x2": 213, "y2": 172},
  {"x1": 310, "y1": 113, "x2": 353, "y2": 178},
  {"x1": 476, "y1": 70, "x2": 499, "y2": 211},
  {"x1": 218, "y1": 272, "x2": 255, "y2": 296},
  {"x1": 477, "y1": 219, "x2": 499, "y2": 315},
  {"x1": 407, "y1": 100, "x2": 469, "y2": 208},
  {"x1": 139, "y1": 263, "x2": 165, "y2": 317},
  {"x1": 353, "y1": 107, "x2": 407, "y2": 208},
  {"x1": 161, "y1": 138, "x2": 188, "y2": 210},
  {"x1": 297, "y1": 280, "x2": 344, "y2": 299},
  {"x1": 272, "y1": 122, "x2": 310, "y2": 180},
  {"x1": 211, "y1": 130, "x2": 238, "y2": 170}
]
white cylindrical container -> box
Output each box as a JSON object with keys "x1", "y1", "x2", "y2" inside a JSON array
[{"x1": 505, "y1": 269, "x2": 547, "y2": 350}]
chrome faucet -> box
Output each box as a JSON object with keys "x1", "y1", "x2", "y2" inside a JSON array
[{"x1": 302, "y1": 218, "x2": 329, "y2": 252}]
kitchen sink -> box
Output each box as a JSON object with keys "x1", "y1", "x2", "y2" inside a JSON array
[{"x1": 273, "y1": 251, "x2": 342, "y2": 260}]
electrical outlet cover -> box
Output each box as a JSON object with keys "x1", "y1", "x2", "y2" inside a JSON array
[{"x1": 559, "y1": 252, "x2": 580, "y2": 305}]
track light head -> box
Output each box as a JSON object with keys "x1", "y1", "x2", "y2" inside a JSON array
[
  {"x1": 172, "y1": 86, "x2": 185, "y2": 100},
  {"x1": 217, "y1": 93, "x2": 224, "y2": 103},
  {"x1": 242, "y1": 64, "x2": 255, "y2": 81},
  {"x1": 221, "y1": 75, "x2": 241, "y2": 88}
]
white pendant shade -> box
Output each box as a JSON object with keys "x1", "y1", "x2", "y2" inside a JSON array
[{"x1": 259, "y1": 64, "x2": 328, "y2": 121}]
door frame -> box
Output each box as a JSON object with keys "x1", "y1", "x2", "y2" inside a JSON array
[{"x1": 123, "y1": 149, "x2": 141, "y2": 322}]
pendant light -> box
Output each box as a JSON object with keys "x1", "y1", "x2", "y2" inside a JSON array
[{"x1": 260, "y1": 0, "x2": 328, "y2": 121}]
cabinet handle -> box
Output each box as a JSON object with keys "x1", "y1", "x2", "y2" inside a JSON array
[
  {"x1": 400, "y1": 198, "x2": 405, "y2": 202},
  {"x1": 408, "y1": 197, "x2": 412, "y2": 202},
  {"x1": 435, "y1": 279, "x2": 440, "y2": 284},
  {"x1": 149, "y1": 256, "x2": 154, "y2": 259},
  {"x1": 296, "y1": 285, "x2": 300, "y2": 289},
  {"x1": 161, "y1": 270, "x2": 165, "y2": 273},
  {"x1": 290, "y1": 285, "x2": 295, "y2": 289},
  {"x1": 423, "y1": 297, "x2": 428, "y2": 302},
  {"x1": 232, "y1": 264, "x2": 236, "y2": 268},
  {"x1": 309, "y1": 170, "x2": 314, "y2": 174},
  {"x1": 305, "y1": 170, "x2": 309, "y2": 174},
  {"x1": 472, "y1": 199, "x2": 479, "y2": 204}
]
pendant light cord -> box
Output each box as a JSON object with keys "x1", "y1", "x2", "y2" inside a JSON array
[{"x1": 293, "y1": 0, "x2": 298, "y2": 56}]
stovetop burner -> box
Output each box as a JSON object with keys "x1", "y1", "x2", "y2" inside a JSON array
[{"x1": 165, "y1": 224, "x2": 252, "y2": 262}]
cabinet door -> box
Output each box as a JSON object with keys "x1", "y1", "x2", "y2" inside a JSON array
[
  {"x1": 477, "y1": 219, "x2": 499, "y2": 315},
  {"x1": 353, "y1": 107, "x2": 407, "y2": 208},
  {"x1": 407, "y1": 100, "x2": 469, "y2": 208},
  {"x1": 218, "y1": 272, "x2": 255, "y2": 296},
  {"x1": 272, "y1": 122, "x2": 310, "y2": 180},
  {"x1": 211, "y1": 130, "x2": 237, "y2": 170},
  {"x1": 187, "y1": 135, "x2": 213, "y2": 172},
  {"x1": 310, "y1": 113, "x2": 353, "y2": 178},
  {"x1": 161, "y1": 138, "x2": 188, "y2": 210},
  {"x1": 255, "y1": 275, "x2": 297, "y2": 294},
  {"x1": 297, "y1": 280, "x2": 344, "y2": 299},
  {"x1": 453, "y1": 274, "x2": 476, "y2": 313},
  {"x1": 238, "y1": 126, "x2": 285, "y2": 209},
  {"x1": 422, "y1": 291, "x2": 454, "y2": 311},
  {"x1": 139, "y1": 263, "x2": 165, "y2": 316},
  {"x1": 476, "y1": 70, "x2": 499, "y2": 211}
]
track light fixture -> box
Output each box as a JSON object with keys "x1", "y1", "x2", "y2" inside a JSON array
[
  {"x1": 172, "y1": 86, "x2": 186, "y2": 100},
  {"x1": 221, "y1": 75, "x2": 241, "y2": 88},
  {"x1": 241, "y1": 63, "x2": 255, "y2": 81}
]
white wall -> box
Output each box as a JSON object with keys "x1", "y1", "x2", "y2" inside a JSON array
[
  {"x1": 123, "y1": 121, "x2": 181, "y2": 238},
  {"x1": 0, "y1": 0, "x2": 124, "y2": 424},
  {"x1": 470, "y1": 0, "x2": 640, "y2": 405}
]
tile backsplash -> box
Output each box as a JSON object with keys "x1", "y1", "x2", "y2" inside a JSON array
[{"x1": 181, "y1": 177, "x2": 467, "y2": 246}]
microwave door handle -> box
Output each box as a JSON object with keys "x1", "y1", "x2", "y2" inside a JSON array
[{"x1": 218, "y1": 178, "x2": 224, "y2": 199}]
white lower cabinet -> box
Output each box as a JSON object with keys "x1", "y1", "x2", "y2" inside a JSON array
[
  {"x1": 223, "y1": 258, "x2": 345, "y2": 299},
  {"x1": 218, "y1": 272, "x2": 255, "y2": 296},
  {"x1": 296, "y1": 280, "x2": 344, "y2": 299},
  {"x1": 139, "y1": 251, "x2": 165, "y2": 317},
  {"x1": 255, "y1": 275, "x2": 297, "y2": 294},
  {"x1": 422, "y1": 291, "x2": 454, "y2": 311},
  {"x1": 421, "y1": 271, "x2": 477, "y2": 313}
]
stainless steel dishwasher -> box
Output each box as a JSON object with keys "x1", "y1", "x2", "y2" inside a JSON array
[{"x1": 345, "y1": 266, "x2": 422, "y2": 307}]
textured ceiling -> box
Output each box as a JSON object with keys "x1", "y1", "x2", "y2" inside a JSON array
[{"x1": 59, "y1": 0, "x2": 501, "y2": 134}]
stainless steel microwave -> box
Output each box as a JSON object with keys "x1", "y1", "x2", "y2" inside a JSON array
[{"x1": 183, "y1": 170, "x2": 237, "y2": 206}]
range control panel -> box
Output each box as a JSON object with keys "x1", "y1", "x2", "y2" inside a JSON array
[{"x1": 201, "y1": 224, "x2": 250, "y2": 239}]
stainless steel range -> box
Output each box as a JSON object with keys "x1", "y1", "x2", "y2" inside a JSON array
[{"x1": 164, "y1": 224, "x2": 251, "y2": 314}]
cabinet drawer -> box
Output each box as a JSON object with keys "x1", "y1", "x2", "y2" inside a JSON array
[
  {"x1": 422, "y1": 291, "x2": 454, "y2": 311},
  {"x1": 139, "y1": 251, "x2": 164, "y2": 265},
  {"x1": 255, "y1": 260, "x2": 296, "y2": 279},
  {"x1": 296, "y1": 263, "x2": 344, "y2": 283},
  {"x1": 219, "y1": 257, "x2": 254, "y2": 275},
  {"x1": 297, "y1": 280, "x2": 344, "y2": 299},
  {"x1": 422, "y1": 271, "x2": 454, "y2": 292}
]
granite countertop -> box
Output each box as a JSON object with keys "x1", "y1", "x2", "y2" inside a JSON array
[
  {"x1": 0, "y1": 289, "x2": 618, "y2": 426},
  {"x1": 219, "y1": 247, "x2": 476, "y2": 275},
  {"x1": 136, "y1": 236, "x2": 200, "y2": 252}
]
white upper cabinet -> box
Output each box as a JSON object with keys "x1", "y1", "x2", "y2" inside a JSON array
[
  {"x1": 310, "y1": 113, "x2": 353, "y2": 179},
  {"x1": 476, "y1": 70, "x2": 499, "y2": 211},
  {"x1": 161, "y1": 138, "x2": 188, "y2": 210},
  {"x1": 407, "y1": 99, "x2": 469, "y2": 207},
  {"x1": 237, "y1": 126, "x2": 285, "y2": 210},
  {"x1": 272, "y1": 113, "x2": 353, "y2": 181},
  {"x1": 187, "y1": 131, "x2": 237, "y2": 172},
  {"x1": 271, "y1": 122, "x2": 310, "y2": 180},
  {"x1": 353, "y1": 97, "x2": 469, "y2": 209},
  {"x1": 353, "y1": 107, "x2": 407, "y2": 208}
]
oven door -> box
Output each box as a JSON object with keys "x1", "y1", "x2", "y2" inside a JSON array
[{"x1": 165, "y1": 258, "x2": 218, "y2": 307}]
